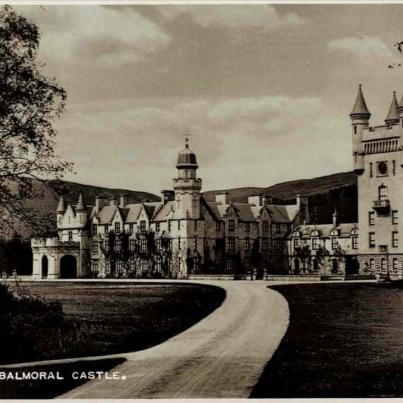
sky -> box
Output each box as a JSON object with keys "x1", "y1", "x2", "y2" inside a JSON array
[{"x1": 13, "y1": 4, "x2": 403, "y2": 194}]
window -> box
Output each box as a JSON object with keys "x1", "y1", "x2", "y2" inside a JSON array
[
  {"x1": 194, "y1": 220, "x2": 197, "y2": 230},
  {"x1": 91, "y1": 241, "x2": 98, "y2": 254},
  {"x1": 369, "y1": 259, "x2": 375, "y2": 273},
  {"x1": 245, "y1": 223, "x2": 250, "y2": 233},
  {"x1": 228, "y1": 219, "x2": 235, "y2": 232},
  {"x1": 354, "y1": 125, "x2": 357, "y2": 134},
  {"x1": 369, "y1": 232, "x2": 375, "y2": 248},
  {"x1": 370, "y1": 162, "x2": 373, "y2": 178},
  {"x1": 178, "y1": 220, "x2": 181, "y2": 230},
  {"x1": 115, "y1": 222, "x2": 121, "y2": 233},
  {"x1": 129, "y1": 239, "x2": 136, "y2": 252},
  {"x1": 92, "y1": 261, "x2": 98, "y2": 273},
  {"x1": 140, "y1": 220, "x2": 146, "y2": 232},
  {"x1": 178, "y1": 237, "x2": 181, "y2": 250},
  {"x1": 227, "y1": 238, "x2": 235, "y2": 254},
  {"x1": 216, "y1": 222, "x2": 220, "y2": 231},
  {"x1": 262, "y1": 221, "x2": 269, "y2": 233},
  {"x1": 393, "y1": 258, "x2": 399, "y2": 272},
  {"x1": 368, "y1": 212, "x2": 375, "y2": 226},
  {"x1": 352, "y1": 236, "x2": 358, "y2": 250},
  {"x1": 156, "y1": 223, "x2": 160, "y2": 232},
  {"x1": 331, "y1": 237, "x2": 338, "y2": 249},
  {"x1": 392, "y1": 211, "x2": 398, "y2": 225},
  {"x1": 393, "y1": 160, "x2": 396, "y2": 175},
  {"x1": 262, "y1": 239, "x2": 268, "y2": 251},
  {"x1": 68, "y1": 231, "x2": 73, "y2": 242},
  {"x1": 272, "y1": 224, "x2": 280, "y2": 234},
  {"x1": 140, "y1": 237, "x2": 147, "y2": 252},
  {"x1": 274, "y1": 239, "x2": 280, "y2": 250},
  {"x1": 381, "y1": 258, "x2": 387, "y2": 273},
  {"x1": 379, "y1": 185, "x2": 388, "y2": 201},
  {"x1": 312, "y1": 237, "x2": 319, "y2": 250},
  {"x1": 129, "y1": 224, "x2": 134, "y2": 234},
  {"x1": 115, "y1": 239, "x2": 121, "y2": 252},
  {"x1": 156, "y1": 239, "x2": 161, "y2": 251},
  {"x1": 92, "y1": 224, "x2": 97, "y2": 234},
  {"x1": 392, "y1": 231, "x2": 399, "y2": 248},
  {"x1": 168, "y1": 221, "x2": 171, "y2": 232},
  {"x1": 104, "y1": 225, "x2": 109, "y2": 234},
  {"x1": 293, "y1": 237, "x2": 300, "y2": 249},
  {"x1": 245, "y1": 238, "x2": 250, "y2": 251},
  {"x1": 193, "y1": 236, "x2": 197, "y2": 250}
]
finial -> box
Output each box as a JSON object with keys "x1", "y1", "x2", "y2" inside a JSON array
[
  {"x1": 183, "y1": 129, "x2": 191, "y2": 148},
  {"x1": 359, "y1": 84, "x2": 362, "y2": 90}
]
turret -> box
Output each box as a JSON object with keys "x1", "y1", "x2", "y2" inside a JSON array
[
  {"x1": 173, "y1": 137, "x2": 202, "y2": 219},
  {"x1": 350, "y1": 84, "x2": 370, "y2": 174},
  {"x1": 385, "y1": 92, "x2": 399, "y2": 126},
  {"x1": 56, "y1": 195, "x2": 65, "y2": 227},
  {"x1": 75, "y1": 192, "x2": 87, "y2": 226}
]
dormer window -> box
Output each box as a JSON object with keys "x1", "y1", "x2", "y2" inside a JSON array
[{"x1": 115, "y1": 222, "x2": 121, "y2": 233}]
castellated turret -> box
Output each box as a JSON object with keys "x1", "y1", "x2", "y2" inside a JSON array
[{"x1": 350, "y1": 84, "x2": 370, "y2": 174}]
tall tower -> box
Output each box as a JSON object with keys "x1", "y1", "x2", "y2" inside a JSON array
[
  {"x1": 350, "y1": 84, "x2": 371, "y2": 174},
  {"x1": 173, "y1": 138, "x2": 202, "y2": 219}
]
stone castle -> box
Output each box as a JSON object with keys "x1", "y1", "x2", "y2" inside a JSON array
[{"x1": 31, "y1": 87, "x2": 403, "y2": 280}]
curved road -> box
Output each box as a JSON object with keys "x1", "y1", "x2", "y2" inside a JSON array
[{"x1": 58, "y1": 280, "x2": 289, "y2": 399}]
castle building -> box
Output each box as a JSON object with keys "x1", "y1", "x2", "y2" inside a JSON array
[
  {"x1": 31, "y1": 139, "x2": 304, "y2": 279},
  {"x1": 287, "y1": 86, "x2": 403, "y2": 280}
]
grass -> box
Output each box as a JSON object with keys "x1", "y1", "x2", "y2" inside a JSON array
[
  {"x1": 5, "y1": 282, "x2": 225, "y2": 364},
  {"x1": 251, "y1": 283, "x2": 403, "y2": 398},
  {"x1": 0, "y1": 281, "x2": 225, "y2": 399}
]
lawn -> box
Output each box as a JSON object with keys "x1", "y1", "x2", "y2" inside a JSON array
[
  {"x1": 4, "y1": 281, "x2": 225, "y2": 364},
  {"x1": 251, "y1": 283, "x2": 403, "y2": 398}
]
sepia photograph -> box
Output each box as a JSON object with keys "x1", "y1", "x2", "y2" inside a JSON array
[{"x1": 1, "y1": 1, "x2": 403, "y2": 400}]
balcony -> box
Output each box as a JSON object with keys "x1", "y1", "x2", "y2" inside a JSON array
[{"x1": 373, "y1": 199, "x2": 390, "y2": 214}]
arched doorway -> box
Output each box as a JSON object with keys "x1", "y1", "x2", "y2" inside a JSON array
[
  {"x1": 60, "y1": 255, "x2": 77, "y2": 279},
  {"x1": 41, "y1": 255, "x2": 48, "y2": 279}
]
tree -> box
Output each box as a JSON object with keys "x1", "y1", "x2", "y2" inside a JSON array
[{"x1": 0, "y1": 6, "x2": 71, "y2": 233}]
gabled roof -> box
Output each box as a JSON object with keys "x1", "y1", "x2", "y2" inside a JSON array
[
  {"x1": 153, "y1": 201, "x2": 175, "y2": 222},
  {"x1": 125, "y1": 204, "x2": 142, "y2": 223},
  {"x1": 290, "y1": 223, "x2": 358, "y2": 238},
  {"x1": 232, "y1": 203, "x2": 258, "y2": 222},
  {"x1": 266, "y1": 205, "x2": 295, "y2": 223},
  {"x1": 98, "y1": 206, "x2": 117, "y2": 225}
]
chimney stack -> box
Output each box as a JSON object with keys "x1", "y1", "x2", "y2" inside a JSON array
[
  {"x1": 119, "y1": 194, "x2": 126, "y2": 208},
  {"x1": 332, "y1": 210, "x2": 338, "y2": 227},
  {"x1": 215, "y1": 191, "x2": 229, "y2": 205}
]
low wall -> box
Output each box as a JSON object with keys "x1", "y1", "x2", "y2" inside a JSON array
[{"x1": 265, "y1": 275, "x2": 321, "y2": 282}]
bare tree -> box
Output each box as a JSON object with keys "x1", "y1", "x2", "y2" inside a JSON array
[{"x1": 0, "y1": 6, "x2": 72, "y2": 233}]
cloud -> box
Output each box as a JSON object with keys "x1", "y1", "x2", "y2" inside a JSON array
[
  {"x1": 327, "y1": 36, "x2": 395, "y2": 59},
  {"x1": 15, "y1": 6, "x2": 170, "y2": 64},
  {"x1": 158, "y1": 5, "x2": 305, "y2": 32},
  {"x1": 55, "y1": 95, "x2": 349, "y2": 193}
]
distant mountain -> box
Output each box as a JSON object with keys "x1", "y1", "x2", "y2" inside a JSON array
[
  {"x1": 203, "y1": 171, "x2": 358, "y2": 225},
  {"x1": 5, "y1": 179, "x2": 160, "y2": 240}
]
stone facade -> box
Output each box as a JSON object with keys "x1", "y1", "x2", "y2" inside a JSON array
[{"x1": 31, "y1": 140, "x2": 304, "y2": 279}]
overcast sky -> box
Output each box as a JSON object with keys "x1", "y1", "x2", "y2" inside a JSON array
[{"x1": 14, "y1": 4, "x2": 403, "y2": 194}]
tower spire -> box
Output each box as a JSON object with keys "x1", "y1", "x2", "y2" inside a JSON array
[
  {"x1": 56, "y1": 195, "x2": 65, "y2": 213},
  {"x1": 76, "y1": 192, "x2": 86, "y2": 211},
  {"x1": 350, "y1": 84, "x2": 371, "y2": 119},
  {"x1": 385, "y1": 91, "x2": 399, "y2": 125}
]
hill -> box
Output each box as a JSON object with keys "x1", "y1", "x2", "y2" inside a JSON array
[
  {"x1": 6, "y1": 179, "x2": 160, "y2": 240},
  {"x1": 203, "y1": 171, "x2": 358, "y2": 224}
]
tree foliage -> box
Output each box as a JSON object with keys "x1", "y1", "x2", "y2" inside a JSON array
[{"x1": 0, "y1": 6, "x2": 71, "y2": 233}]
